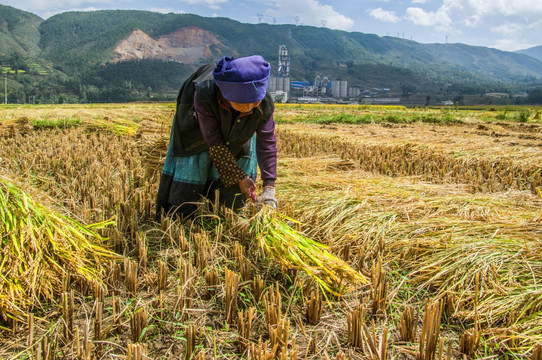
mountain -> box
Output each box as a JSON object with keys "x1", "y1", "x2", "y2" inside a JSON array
[
  {"x1": 2, "y1": 5, "x2": 542, "y2": 104},
  {"x1": 425, "y1": 43, "x2": 542, "y2": 81},
  {"x1": 0, "y1": 4, "x2": 42, "y2": 55},
  {"x1": 516, "y1": 45, "x2": 542, "y2": 63},
  {"x1": 37, "y1": 11, "x2": 542, "y2": 81}
]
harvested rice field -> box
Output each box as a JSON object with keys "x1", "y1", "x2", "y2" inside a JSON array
[{"x1": 0, "y1": 103, "x2": 541, "y2": 359}]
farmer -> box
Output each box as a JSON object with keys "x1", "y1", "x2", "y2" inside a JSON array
[{"x1": 155, "y1": 55, "x2": 278, "y2": 220}]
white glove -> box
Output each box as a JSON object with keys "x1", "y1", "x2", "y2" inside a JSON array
[{"x1": 257, "y1": 186, "x2": 278, "y2": 210}]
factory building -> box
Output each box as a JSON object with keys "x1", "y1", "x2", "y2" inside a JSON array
[
  {"x1": 331, "y1": 80, "x2": 348, "y2": 98},
  {"x1": 273, "y1": 44, "x2": 394, "y2": 103},
  {"x1": 268, "y1": 76, "x2": 291, "y2": 93},
  {"x1": 269, "y1": 45, "x2": 291, "y2": 103}
]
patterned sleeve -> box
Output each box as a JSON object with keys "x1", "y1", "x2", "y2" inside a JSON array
[{"x1": 208, "y1": 144, "x2": 247, "y2": 187}]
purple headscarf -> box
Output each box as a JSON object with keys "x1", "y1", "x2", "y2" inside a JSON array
[{"x1": 212, "y1": 55, "x2": 271, "y2": 103}]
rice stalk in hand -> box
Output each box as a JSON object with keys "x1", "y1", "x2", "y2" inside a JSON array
[
  {"x1": 0, "y1": 176, "x2": 118, "y2": 322},
  {"x1": 249, "y1": 209, "x2": 367, "y2": 297}
]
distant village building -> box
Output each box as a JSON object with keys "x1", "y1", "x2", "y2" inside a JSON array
[
  {"x1": 485, "y1": 93, "x2": 509, "y2": 99},
  {"x1": 348, "y1": 86, "x2": 361, "y2": 97},
  {"x1": 296, "y1": 96, "x2": 319, "y2": 103},
  {"x1": 270, "y1": 91, "x2": 288, "y2": 103},
  {"x1": 442, "y1": 100, "x2": 454, "y2": 106},
  {"x1": 363, "y1": 97, "x2": 401, "y2": 104}
]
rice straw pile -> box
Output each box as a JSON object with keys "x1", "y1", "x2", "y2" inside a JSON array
[
  {"x1": 0, "y1": 176, "x2": 118, "y2": 321},
  {"x1": 250, "y1": 208, "x2": 368, "y2": 296}
]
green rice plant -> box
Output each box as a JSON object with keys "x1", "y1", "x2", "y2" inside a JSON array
[
  {"x1": 516, "y1": 110, "x2": 531, "y2": 123},
  {"x1": 248, "y1": 208, "x2": 367, "y2": 297},
  {"x1": 308, "y1": 113, "x2": 375, "y2": 125},
  {"x1": 0, "y1": 176, "x2": 119, "y2": 323},
  {"x1": 31, "y1": 117, "x2": 82, "y2": 129},
  {"x1": 84, "y1": 119, "x2": 139, "y2": 135}
]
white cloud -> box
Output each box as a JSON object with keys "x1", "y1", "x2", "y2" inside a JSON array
[
  {"x1": 0, "y1": 0, "x2": 126, "y2": 15},
  {"x1": 148, "y1": 7, "x2": 185, "y2": 14},
  {"x1": 491, "y1": 38, "x2": 537, "y2": 52},
  {"x1": 40, "y1": 6, "x2": 108, "y2": 19},
  {"x1": 488, "y1": 19, "x2": 542, "y2": 51},
  {"x1": 434, "y1": 0, "x2": 542, "y2": 50},
  {"x1": 406, "y1": 7, "x2": 452, "y2": 30},
  {"x1": 179, "y1": 0, "x2": 228, "y2": 10},
  {"x1": 272, "y1": 0, "x2": 354, "y2": 30},
  {"x1": 441, "y1": 0, "x2": 542, "y2": 27},
  {"x1": 491, "y1": 21, "x2": 524, "y2": 37},
  {"x1": 411, "y1": 0, "x2": 427, "y2": 3},
  {"x1": 368, "y1": 7, "x2": 400, "y2": 23},
  {"x1": 462, "y1": 0, "x2": 542, "y2": 17}
]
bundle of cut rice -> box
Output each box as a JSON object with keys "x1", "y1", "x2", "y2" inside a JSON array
[
  {"x1": 250, "y1": 208, "x2": 367, "y2": 297},
  {"x1": 0, "y1": 176, "x2": 118, "y2": 322}
]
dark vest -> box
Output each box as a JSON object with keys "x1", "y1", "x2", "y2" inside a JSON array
[{"x1": 171, "y1": 64, "x2": 274, "y2": 158}]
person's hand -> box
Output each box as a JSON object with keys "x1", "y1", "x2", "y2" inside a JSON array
[
  {"x1": 257, "y1": 186, "x2": 278, "y2": 210},
  {"x1": 238, "y1": 176, "x2": 256, "y2": 199}
]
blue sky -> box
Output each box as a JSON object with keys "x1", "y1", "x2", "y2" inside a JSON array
[{"x1": 2, "y1": 0, "x2": 541, "y2": 52}]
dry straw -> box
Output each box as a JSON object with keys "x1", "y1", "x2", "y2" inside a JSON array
[
  {"x1": 0, "y1": 176, "x2": 118, "y2": 322},
  {"x1": 419, "y1": 299, "x2": 442, "y2": 360},
  {"x1": 399, "y1": 305, "x2": 416, "y2": 343},
  {"x1": 225, "y1": 268, "x2": 240, "y2": 325},
  {"x1": 237, "y1": 307, "x2": 255, "y2": 353},
  {"x1": 249, "y1": 208, "x2": 367, "y2": 297},
  {"x1": 305, "y1": 286, "x2": 323, "y2": 325}
]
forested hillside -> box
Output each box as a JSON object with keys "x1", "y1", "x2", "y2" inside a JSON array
[
  {"x1": 2, "y1": 4, "x2": 542, "y2": 104},
  {"x1": 0, "y1": 5, "x2": 42, "y2": 55},
  {"x1": 425, "y1": 43, "x2": 542, "y2": 81}
]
